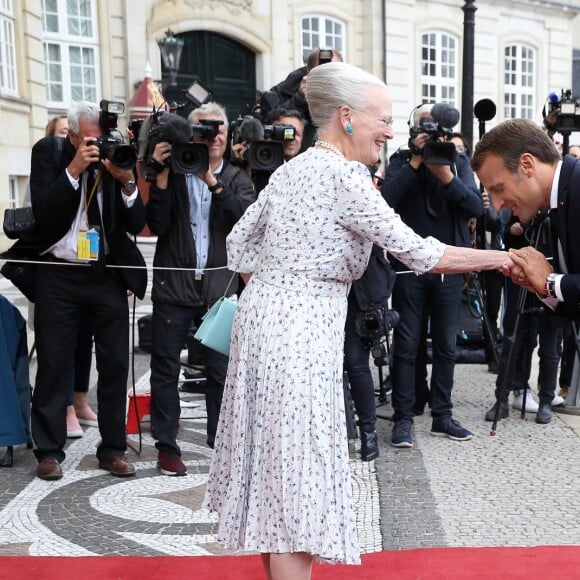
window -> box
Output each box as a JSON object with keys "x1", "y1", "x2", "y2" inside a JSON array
[
  {"x1": 301, "y1": 16, "x2": 345, "y2": 63},
  {"x1": 420, "y1": 32, "x2": 458, "y2": 107},
  {"x1": 504, "y1": 44, "x2": 535, "y2": 119},
  {"x1": 42, "y1": 0, "x2": 99, "y2": 106},
  {"x1": 0, "y1": 0, "x2": 17, "y2": 94}
]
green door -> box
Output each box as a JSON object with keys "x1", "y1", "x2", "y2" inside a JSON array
[{"x1": 161, "y1": 31, "x2": 257, "y2": 123}]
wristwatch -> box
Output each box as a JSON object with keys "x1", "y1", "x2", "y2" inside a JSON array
[
  {"x1": 545, "y1": 273, "x2": 558, "y2": 299},
  {"x1": 208, "y1": 179, "x2": 225, "y2": 194},
  {"x1": 122, "y1": 180, "x2": 137, "y2": 193}
]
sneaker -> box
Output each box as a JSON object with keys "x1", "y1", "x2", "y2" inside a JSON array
[
  {"x1": 431, "y1": 417, "x2": 473, "y2": 441},
  {"x1": 391, "y1": 419, "x2": 413, "y2": 448},
  {"x1": 157, "y1": 452, "x2": 187, "y2": 476},
  {"x1": 551, "y1": 394, "x2": 565, "y2": 407},
  {"x1": 512, "y1": 391, "x2": 539, "y2": 412}
]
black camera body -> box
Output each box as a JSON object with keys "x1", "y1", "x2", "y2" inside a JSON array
[
  {"x1": 138, "y1": 110, "x2": 209, "y2": 182},
  {"x1": 247, "y1": 123, "x2": 295, "y2": 172},
  {"x1": 191, "y1": 119, "x2": 223, "y2": 140},
  {"x1": 91, "y1": 99, "x2": 137, "y2": 170},
  {"x1": 408, "y1": 102, "x2": 460, "y2": 165},
  {"x1": 545, "y1": 89, "x2": 580, "y2": 134},
  {"x1": 409, "y1": 117, "x2": 456, "y2": 166},
  {"x1": 318, "y1": 49, "x2": 334, "y2": 65},
  {"x1": 263, "y1": 124, "x2": 296, "y2": 142},
  {"x1": 355, "y1": 307, "x2": 400, "y2": 347}
]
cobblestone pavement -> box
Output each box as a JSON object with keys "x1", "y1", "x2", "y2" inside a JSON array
[{"x1": 1, "y1": 241, "x2": 580, "y2": 557}]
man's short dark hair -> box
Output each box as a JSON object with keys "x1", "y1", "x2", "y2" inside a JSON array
[
  {"x1": 266, "y1": 107, "x2": 306, "y2": 126},
  {"x1": 472, "y1": 119, "x2": 560, "y2": 174}
]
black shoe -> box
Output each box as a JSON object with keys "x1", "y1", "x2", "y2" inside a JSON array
[
  {"x1": 487, "y1": 360, "x2": 499, "y2": 374},
  {"x1": 360, "y1": 430, "x2": 379, "y2": 461},
  {"x1": 484, "y1": 401, "x2": 509, "y2": 422},
  {"x1": 412, "y1": 403, "x2": 426, "y2": 416},
  {"x1": 535, "y1": 402, "x2": 553, "y2": 424}
]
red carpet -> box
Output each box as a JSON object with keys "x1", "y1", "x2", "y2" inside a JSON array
[{"x1": 2, "y1": 546, "x2": 579, "y2": 579}]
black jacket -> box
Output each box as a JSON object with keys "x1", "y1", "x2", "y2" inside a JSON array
[
  {"x1": 381, "y1": 149, "x2": 482, "y2": 270},
  {"x1": 3, "y1": 136, "x2": 147, "y2": 298},
  {"x1": 146, "y1": 161, "x2": 256, "y2": 306},
  {"x1": 552, "y1": 154, "x2": 580, "y2": 315},
  {"x1": 351, "y1": 245, "x2": 396, "y2": 311}
]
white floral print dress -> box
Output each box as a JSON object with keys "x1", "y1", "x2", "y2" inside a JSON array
[{"x1": 204, "y1": 147, "x2": 444, "y2": 564}]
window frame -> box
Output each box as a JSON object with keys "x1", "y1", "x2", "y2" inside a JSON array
[
  {"x1": 0, "y1": 0, "x2": 18, "y2": 96},
  {"x1": 503, "y1": 42, "x2": 536, "y2": 120},
  {"x1": 41, "y1": 0, "x2": 100, "y2": 107},
  {"x1": 300, "y1": 14, "x2": 345, "y2": 64},
  {"x1": 420, "y1": 30, "x2": 459, "y2": 108}
]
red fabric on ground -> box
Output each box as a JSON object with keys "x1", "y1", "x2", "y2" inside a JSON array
[{"x1": 1, "y1": 546, "x2": 579, "y2": 579}]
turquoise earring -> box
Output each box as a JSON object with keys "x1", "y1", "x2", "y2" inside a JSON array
[{"x1": 346, "y1": 123, "x2": 354, "y2": 135}]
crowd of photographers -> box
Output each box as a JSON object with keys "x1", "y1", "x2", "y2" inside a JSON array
[{"x1": 3, "y1": 47, "x2": 578, "y2": 479}]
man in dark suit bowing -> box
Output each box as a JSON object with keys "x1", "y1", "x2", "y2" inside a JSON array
[
  {"x1": 27, "y1": 101, "x2": 147, "y2": 480},
  {"x1": 472, "y1": 118, "x2": 579, "y2": 317}
]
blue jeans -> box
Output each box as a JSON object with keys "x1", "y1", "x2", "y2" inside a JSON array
[
  {"x1": 391, "y1": 272, "x2": 463, "y2": 421},
  {"x1": 150, "y1": 301, "x2": 228, "y2": 454}
]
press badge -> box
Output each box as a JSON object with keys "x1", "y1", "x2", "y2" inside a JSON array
[{"x1": 77, "y1": 228, "x2": 100, "y2": 261}]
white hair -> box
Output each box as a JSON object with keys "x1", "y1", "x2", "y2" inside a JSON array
[
  {"x1": 188, "y1": 102, "x2": 229, "y2": 129},
  {"x1": 306, "y1": 62, "x2": 385, "y2": 129},
  {"x1": 67, "y1": 101, "x2": 100, "y2": 134},
  {"x1": 412, "y1": 104, "x2": 433, "y2": 127}
]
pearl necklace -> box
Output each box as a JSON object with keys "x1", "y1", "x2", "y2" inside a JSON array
[{"x1": 315, "y1": 140, "x2": 344, "y2": 157}]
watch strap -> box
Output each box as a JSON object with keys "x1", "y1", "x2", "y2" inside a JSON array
[{"x1": 208, "y1": 179, "x2": 225, "y2": 193}]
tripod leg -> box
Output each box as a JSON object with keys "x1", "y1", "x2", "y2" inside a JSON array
[
  {"x1": 471, "y1": 274, "x2": 500, "y2": 369},
  {"x1": 491, "y1": 284, "x2": 529, "y2": 434}
]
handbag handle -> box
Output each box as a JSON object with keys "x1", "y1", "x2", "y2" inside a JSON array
[{"x1": 221, "y1": 198, "x2": 268, "y2": 299}]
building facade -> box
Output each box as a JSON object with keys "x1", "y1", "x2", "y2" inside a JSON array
[{"x1": 1, "y1": 0, "x2": 580, "y2": 249}]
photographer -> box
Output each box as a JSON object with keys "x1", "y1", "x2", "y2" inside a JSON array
[
  {"x1": 24, "y1": 101, "x2": 147, "y2": 480},
  {"x1": 344, "y1": 244, "x2": 396, "y2": 461},
  {"x1": 230, "y1": 108, "x2": 305, "y2": 194},
  {"x1": 146, "y1": 102, "x2": 255, "y2": 475},
  {"x1": 257, "y1": 47, "x2": 342, "y2": 152},
  {"x1": 381, "y1": 103, "x2": 482, "y2": 448}
]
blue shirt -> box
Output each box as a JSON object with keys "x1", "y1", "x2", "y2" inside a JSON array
[{"x1": 186, "y1": 161, "x2": 223, "y2": 275}]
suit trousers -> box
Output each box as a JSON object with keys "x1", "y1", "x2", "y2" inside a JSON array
[
  {"x1": 150, "y1": 300, "x2": 227, "y2": 453},
  {"x1": 32, "y1": 263, "x2": 130, "y2": 463}
]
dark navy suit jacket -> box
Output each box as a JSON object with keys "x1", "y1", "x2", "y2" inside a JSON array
[{"x1": 553, "y1": 154, "x2": 580, "y2": 316}]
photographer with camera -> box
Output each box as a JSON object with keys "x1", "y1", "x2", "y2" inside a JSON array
[
  {"x1": 231, "y1": 107, "x2": 305, "y2": 191},
  {"x1": 18, "y1": 101, "x2": 147, "y2": 480},
  {"x1": 256, "y1": 47, "x2": 342, "y2": 153},
  {"x1": 145, "y1": 102, "x2": 255, "y2": 475},
  {"x1": 381, "y1": 103, "x2": 482, "y2": 448}
]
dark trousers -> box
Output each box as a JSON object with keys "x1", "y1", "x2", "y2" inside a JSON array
[
  {"x1": 344, "y1": 294, "x2": 377, "y2": 433},
  {"x1": 559, "y1": 321, "x2": 577, "y2": 388},
  {"x1": 482, "y1": 270, "x2": 503, "y2": 359},
  {"x1": 391, "y1": 272, "x2": 463, "y2": 421},
  {"x1": 495, "y1": 280, "x2": 562, "y2": 403},
  {"x1": 150, "y1": 301, "x2": 227, "y2": 453},
  {"x1": 32, "y1": 265, "x2": 129, "y2": 463},
  {"x1": 66, "y1": 308, "x2": 93, "y2": 405}
]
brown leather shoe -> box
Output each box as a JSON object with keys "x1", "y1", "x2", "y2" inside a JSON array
[
  {"x1": 37, "y1": 458, "x2": 63, "y2": 481},
  {"x1": 98, "y1": 456, "x2": 136, "y2": 477}
]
